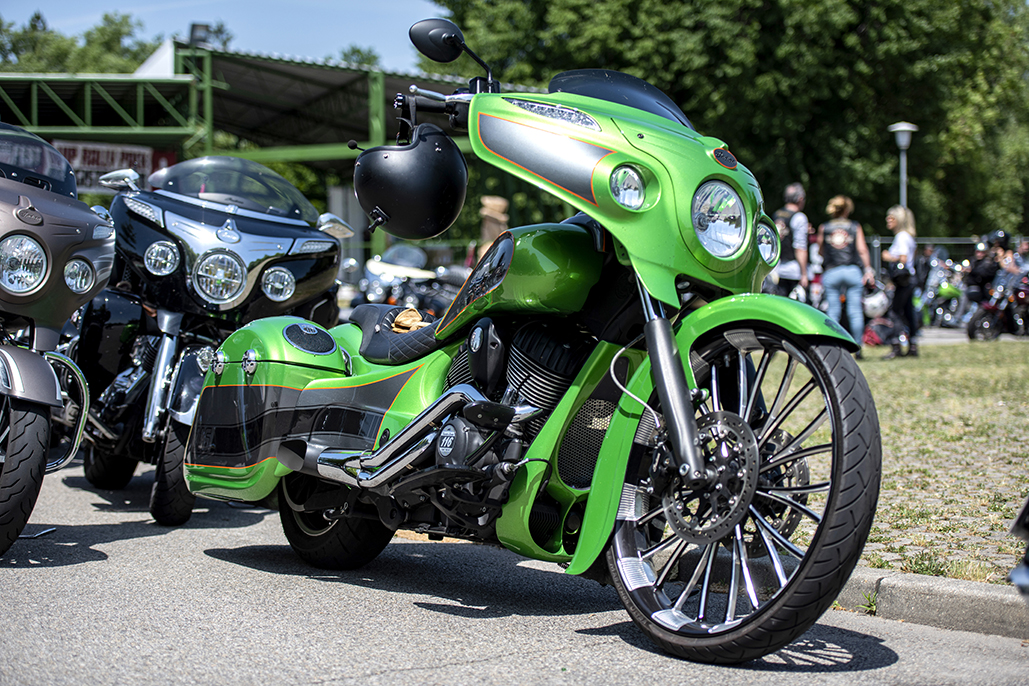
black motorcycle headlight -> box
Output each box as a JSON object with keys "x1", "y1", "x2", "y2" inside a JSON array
[
  {"x1": 144, "y1": 241, "x2": 180, "y2": 276},
  {"x1": 194, "y1": 252, "x2": 246, "y2": 304},
  {"x1": 261, "y1": 266, "x2": 296, "y2": 302},
  {"x1": 64, "y1": 259, "x2": 95, "y2": 294}
]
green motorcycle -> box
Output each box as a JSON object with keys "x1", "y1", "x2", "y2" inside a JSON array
[{"x1": 182, "y1": 18, "x2": 881, "y2": 664}]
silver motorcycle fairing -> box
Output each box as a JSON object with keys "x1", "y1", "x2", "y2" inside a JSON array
[{"x1": 0, "y1": 344, "x2": 62, "y2": 408}]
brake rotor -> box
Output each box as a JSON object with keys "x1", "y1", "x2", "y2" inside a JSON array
[{"x1": 662, "y1": 411, "x2": 759, "y2": 545}]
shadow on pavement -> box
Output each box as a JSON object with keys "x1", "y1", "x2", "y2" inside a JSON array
[{"x1": 205, "y1": 538, "x2": 621, "y2": 619}]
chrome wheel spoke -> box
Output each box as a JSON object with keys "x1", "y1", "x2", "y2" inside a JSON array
[
  {"x1": 761, "y1": 443, "x2": 831, "y2": 474},
  {"x1": 760, "y1": 378, "x2": 816, "y2": 446},
  {"x1": 736, "y1": 350, "x2": 749, "y2": 417},
  {"x1": 750, "y1": 507, "x2": 789, "y2": 586},
  {"x1": 735, "y1": 524, "x2": 761, "y2": 610},
  {"x1": 752, "y1": 507, "x2": 806, "y2": 559},
  {"x1": 743, "y1": 349, "x2": 774, "y2": 423},
  {"x1": 674, "y1": 543, "x2": 715, "y2": 612},
  {"x1": 757, "y1": 489, "x2": 824, "y2": 525},
  {"x1": 766, "y1": 481, "x2": 830, "y2": 496},
  {"x1": 654, "y1": 537, "x2": 688, "y2": 589}
]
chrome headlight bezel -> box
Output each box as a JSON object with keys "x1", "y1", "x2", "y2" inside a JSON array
[
  {"x1": 692, "y1": 181, "x2": 747, "y2": 258},
  {"x1": 610, "y1": 165, "x2": 646, "y2": 211},
  {"x1": 193, "y1": 251, "x2": 246, "y2": 304},
  {"x1": 144, "y1": 241, "x2": 181, "y2": 276},
  {"x1": 0, "y1": 235, "x2": 48, "y2": 295},
  {"x1": 756, "y1": 222, "x2": 780, "y2": 266},
  {"x1": 261, "y1": 266, "x2": 297, "y2": 302},
  {"x1": 64, "y1": 259, "x2": 95, "y2": 294}
]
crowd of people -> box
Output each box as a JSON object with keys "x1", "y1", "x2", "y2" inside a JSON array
[{"x1": 763, "y1": 182, "x2": 1028, "y2": 359}]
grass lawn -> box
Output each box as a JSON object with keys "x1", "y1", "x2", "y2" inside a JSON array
[{"x1": 857, "y1": 339, "x2": 1029, "y2": 582}]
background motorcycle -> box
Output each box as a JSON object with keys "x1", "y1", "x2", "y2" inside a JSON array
[
  {"x1": 183, "y1": 19, "x2": 881, "y2": 664},
  {"x1": 966, "y1": 271, "x2": 1029, "y2": 340},
  {"x1": 0, "y1": 123, "x2": 115, "y2": 555},
  {"x1": 349, "y1": 242, "x2": 469, "y2": 317},
  {"x1": 922, "y1": 258, "x2": 964, "y2": 328},
  {"x1": 69, "y1": 156, "x2": 350, "y2": 525}
]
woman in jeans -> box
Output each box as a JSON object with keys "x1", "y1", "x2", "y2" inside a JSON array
[{"x1": 817, "y1": 196, "x2": 874, "y2": 357}]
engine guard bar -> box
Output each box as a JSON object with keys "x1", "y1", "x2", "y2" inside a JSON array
[{"x1": 43, "y1": 351, "x2": 90, "y2": 474}]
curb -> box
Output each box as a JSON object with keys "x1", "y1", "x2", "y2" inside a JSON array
[{"x1": 837, "y1": 566, "x2": 1029, "y2": 639}]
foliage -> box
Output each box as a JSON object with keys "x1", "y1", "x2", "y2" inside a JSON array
[
  {"x1": 423, "y1": 0, "x2": 1029, "y2": 238},
  {"x1": 337, "y1": 45, "x2": 382, "y2": 67},
  {"x1": 0, "y1": 11, "x2": 161, "y2": 73}
]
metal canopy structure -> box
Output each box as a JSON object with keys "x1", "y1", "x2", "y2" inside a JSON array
[{"x1": 0, "y1": 40, "x2": 536, "y2": 169}]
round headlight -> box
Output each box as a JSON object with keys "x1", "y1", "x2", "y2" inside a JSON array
[
  {"x1": 0, "y1": 236, "x2": 47, "y2": 294},
  {"x1": 756, "y1": 222, "x2": 780, "y2": 265},
  {"x1": 64, "y1": 259, "x2": 95, "y2": 294},
  {"x1": 610, "y1": 166, "x2": 646, "y2": 210},
  {"x1": 261, "y1": 266, "x2": 296, "y2": 302},
  {"x1": 144, "y1": 241, "x2": 180, "y2": 276},
  {"x1": 194, "y1": 252, "x2": 246, "y2": 304},
  {"x1": 692, "y1": 181, "x2": 746, "y2": 257}
]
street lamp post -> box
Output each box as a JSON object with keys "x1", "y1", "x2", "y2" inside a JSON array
[{"x1": 888, "y1": 121, "x2": 918, "y2": 208}]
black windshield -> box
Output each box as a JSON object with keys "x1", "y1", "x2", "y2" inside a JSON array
[
  {"x1": 0, "y1": 123, "x2": 77, "y2": 198},
  {"x1": 148, "y1": 156, "x2": 319, "y2": 224},
  {"x1": 548, "y1": 70, "x2": 694, "y2": 130}
]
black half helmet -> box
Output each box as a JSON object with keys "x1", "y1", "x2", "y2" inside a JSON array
[
  {"x1": 0, "y1": 122, "x2": 77, "y2": 198},
  {"x1": 354, "y1": 123, "x2": 468, "y2": 240}
]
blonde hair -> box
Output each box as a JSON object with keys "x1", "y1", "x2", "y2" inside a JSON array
[
  {"x1": 887, "y1": 205, "x2": 917, "y2": 236},
  {"x1": 825, "y1": 195, "x2": 854, "y2": 218}
]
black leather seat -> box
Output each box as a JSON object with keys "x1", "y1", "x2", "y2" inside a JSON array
[{"x1": 347, "y1": 304, "x2": 447, "y2": 365}]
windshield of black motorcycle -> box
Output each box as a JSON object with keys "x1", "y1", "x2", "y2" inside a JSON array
[
  {"x1": 0, "y1": 123, "x2": 77, "y2": 198},
  {"x1": 147, "y1": 156, "x2": 319, "y2": 224},
  {"x1": 548, "y1": 70, "x2": 695, "y2": 131}
]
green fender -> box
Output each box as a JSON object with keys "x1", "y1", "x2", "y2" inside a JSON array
[{"x1": 563, "y1": 293, "x2": 856, "y2": 575}]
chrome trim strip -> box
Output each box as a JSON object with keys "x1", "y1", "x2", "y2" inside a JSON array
[
  {"x1": 151, "y1": 189, "x2": 311, "y2": 227},
  {"x1": 43, "y1": 352, "x2": 89, "y2": 474}
]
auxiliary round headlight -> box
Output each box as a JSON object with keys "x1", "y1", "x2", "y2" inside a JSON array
[
  {"x1": 692, "y1": 181, "x2": 746, "y2": 257},
  {"x1": 610, "y1": 166, "x2": 646, "y2": 210},
  {"x1": 756, "y1": 222, "x2": 780, "y2": 265},
  {"x1": 261, "y1": 266, "x2": 296, "y2": 302},
  {"x1": 144, "y1": 241, "x2": 180, "y2": 276},
  {"x1": 194, "y1": 252, "x2": 246, "y2": 304},
  {"x1": 0, "y1": 235, "x2": 47, "y2": 294},
  {"x1": 64, "y1": 259, "x2": 95, "y2": 294}
]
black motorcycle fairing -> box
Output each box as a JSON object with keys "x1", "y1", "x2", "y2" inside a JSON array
[{"x1": 75, "y1": 288, "x2": 148, "y2": 401}]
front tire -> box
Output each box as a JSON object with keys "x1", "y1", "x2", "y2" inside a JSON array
[
  {"x1": 278, "y1": 473, "x2": 393, "y2": 570},
  {"x1": 606, "y1": 329, "x2": 881, "y2": 664},
  {"x1": 149, "y1": 421, "x2": 196, "y2": 526},
  {"x1": 0, "y1": 398, "x2": 52, "y2": 557},
  {"x1": 967, "y1": 309, "x2": 1000, "y2": 340}
]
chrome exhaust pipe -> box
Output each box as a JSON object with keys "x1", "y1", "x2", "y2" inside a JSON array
[{"x1": 312, "y1": 384, "x2": 488, "y2": 488}]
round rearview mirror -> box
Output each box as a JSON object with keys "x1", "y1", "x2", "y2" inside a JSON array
[{"x1": 409, "y1": 18, "x2": 465, "y2": 63}]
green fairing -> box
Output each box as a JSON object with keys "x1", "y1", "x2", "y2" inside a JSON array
[
  {"x1": 435, "y1": 223, "x2": 604, "y2": 339},
  {"x1": 470, "y1": 93, "x2": 773, "y2": 306},
  {"x1": 562, "y1": 293, "x2": 855, "y2": 575}
]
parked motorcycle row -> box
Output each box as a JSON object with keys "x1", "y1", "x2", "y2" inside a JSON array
[{"x1": 4, "y1": 16, "x2": 1022, "y2": 665}]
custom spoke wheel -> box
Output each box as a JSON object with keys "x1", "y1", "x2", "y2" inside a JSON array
[{"x1": 607, "y1": 327, "x2": 881, "y2": 664}]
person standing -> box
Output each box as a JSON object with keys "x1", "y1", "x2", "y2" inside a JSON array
[
  {"x1": 881, "y1": 205, "x2": 918, "y2": 358},
  {"x1": 770, "y1": 183, "x2": 810, "y2": 299},
  {"x1": 817, "y1": 196, "x2": 874, "y2": 357}
]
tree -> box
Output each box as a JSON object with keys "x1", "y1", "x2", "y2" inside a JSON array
[
  {"x1": 336, "y1": 45, "x2": 381, "y2": 67},
  {"x1": 424, "y1": 0, "x2": 1029, "y2": 238},
  {"x1": 0, "y1": 11, "x2": 161, "y2": 73}
]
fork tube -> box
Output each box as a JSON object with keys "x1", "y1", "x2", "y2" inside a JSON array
[
  {"x1": 142, "y1": 311, "x2": 183, "y2": 444},
  {"x1": 637, "y1": 278, "x2": 709, "y2": 488}
]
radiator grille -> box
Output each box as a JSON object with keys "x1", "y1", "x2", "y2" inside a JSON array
[{"x1": 557, "y1": 398, "x2": 616, "y2": 489}]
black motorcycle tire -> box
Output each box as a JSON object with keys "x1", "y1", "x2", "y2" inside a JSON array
[
  {"x1": 149, "y1": 421, "x2": 196, "y2": 526},
  {"x1": 278, "y1": 475, "x2": 393, "y2": 570},
  {"x1": 967, "y1": 309, "x2": 1001, "y2": 341},
  {"x1": 606, "y1": 330, "x2": 880, "y2": 664},
  {"x1": 82, "y1": 445, "x2": 138, "y2": 490},
  {"x1": 0, "y1": 398, "x2": 52, "y2": 557}
]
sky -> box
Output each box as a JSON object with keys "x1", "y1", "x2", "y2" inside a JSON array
[{"x1": 3, "y1": 0, "x2": 446, "y2": 73}]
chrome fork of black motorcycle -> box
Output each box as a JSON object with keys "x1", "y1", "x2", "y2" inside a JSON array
[
  {"x1": 636, "y1": 277, "x2": 710, "y2": 489},
  {"x1": 142, "y1": 311, "x2": 183, "y2": 443}
]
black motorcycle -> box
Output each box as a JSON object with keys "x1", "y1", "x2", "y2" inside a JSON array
[
  {"x1": 68, "y1": 156, "x2": 350, "y2": 525},
  {"x1": 0, "y1": 123, "x2": 115, "y2": 556}
]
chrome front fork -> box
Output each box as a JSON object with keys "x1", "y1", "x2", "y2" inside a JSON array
[
  {"x1": 142, "y1": 311, "x2": 183, "y2": 444},
  {"x1": 43, "y1": 351, "x2": 89, "y2": 474}
]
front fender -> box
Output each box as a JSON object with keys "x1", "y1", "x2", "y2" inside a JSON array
[
  {"x1": 564, "y1": 293, "x2": 855, "y2": 575},
  {"x1": 0, "y1": 344, "x2": 62, "y2": 407},
  {"x1": 168, "y1": 347, "x2": 206, "y2": 426}
]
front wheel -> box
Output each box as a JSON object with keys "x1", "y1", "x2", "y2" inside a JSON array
[
  {"x1": 606, "y1": 329, "x2": 881, "y2": 664},
  {"x1": 278, "y1": 473, "x2": 393, "y2": 570},
  {"x1": 149, "y1": 421, "x2": 196, "y2": 526},
  {"x1": 967, "y1": 309, "x2": 1000, "y2": 341},
  {"x1": 0, "y1": 397, "x2": 52, "y2": 557}
]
